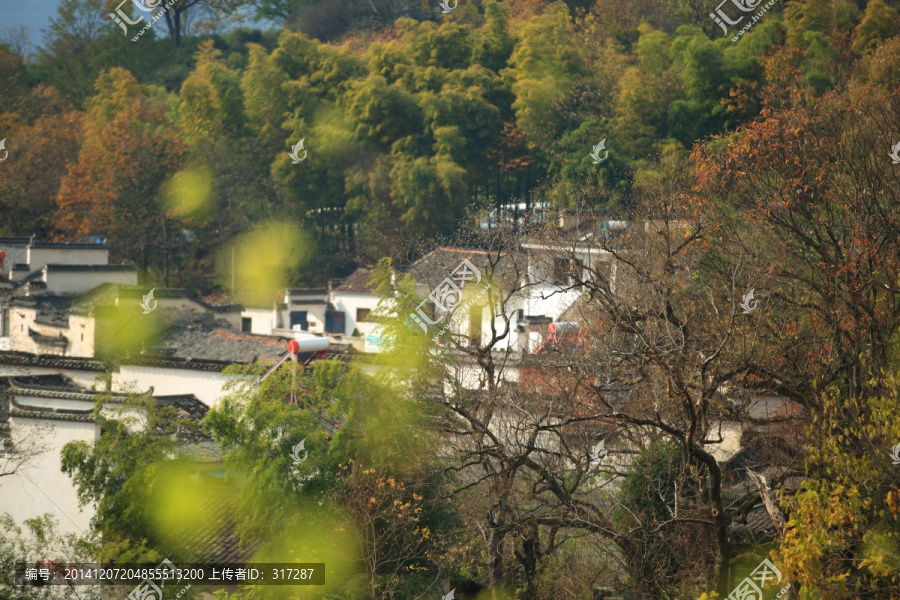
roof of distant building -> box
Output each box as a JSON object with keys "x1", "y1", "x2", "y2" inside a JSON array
[
  {"x1": 333, "y1": 267, "x2": 374, "y2": 294},
  {"x1": 43, "y1": 264, "x2": 135, "y2": 272},
  {"x1": 405, "y1": 247, "x2": 522, "y2": 291},
  {"x1": 0, "y1": 236, "x2": 32, "y2": 245},
  {"x1": 121, "y1": 355, "x2": 234, "y2": 373},
  {"x1": 11, "y1": 295, "x2": 79, "y2": 327},
  {"x1": 30, "y1": 241, "x2": 109, "y2": 250},
  {"x1": 153, "y1": 328, "x2": 292, "y2": 364},
  {"x1": 164, "y1": 484, "x2": 258, "y2": 563},
  {"x1": 1, "y1": 375, "x2": 207, "y2": 423},
  {"x1": 28, "y1": 328, "x2": 68, "y2": 348},
  {"x1": 0, "y1": 351, "x2": 107, "y2": 372}
]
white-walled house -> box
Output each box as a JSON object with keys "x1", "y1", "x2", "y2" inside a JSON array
[
  {"x1": 5, "y1": 286, "x2": 241, "y2": 358},
  {"x1": 24, "y1": 241, "x2": 109, "y2": 273},
  {"x1": 29, "y1": 264, "x2": 137, "y2": 295},
  {"x1": 115, "y1": 356, "x2": 232, "y2": 408},
  {"x1": 329, "y1": 268, "x2": 380, "y2": 338},
  {"x1": 0, "y1": 238, "x2": 109, "y2": 281},
  {"x1": 0, "y1": 352, "x2": 107, "y2": 390},
  {"x1": 405, "y1": 248, "x2": 526, "y2": 352},
  {"x1": 0, "y1": 375, "x2": 212, "y2": 537}
]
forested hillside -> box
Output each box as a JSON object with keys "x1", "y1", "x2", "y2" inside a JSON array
[
  {"x1": 3, "y1": 0, "x2": 896, "y2": 287},
  {"x1": 3, "y1": 2, "x2": 900, "y2": 599}
]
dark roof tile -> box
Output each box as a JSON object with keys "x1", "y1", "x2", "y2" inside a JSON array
[
  {"x1": 333, "y1": 268, "x2": 374, "y2": 293},
  {"x1": 405, "y1": 247, "x2": 522, "y2": 291},
  {"x1": 0, "y1": 351, "x2": 106, "y2": 371}
]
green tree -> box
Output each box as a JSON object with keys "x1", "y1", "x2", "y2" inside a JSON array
[
  {"x1": 60, "y1": 393, "x2": 201, "y2": 563},
  {"x1": 853, "y1": 0, "x2": 900, "y2": 54},
  {"x1": 0, "y1": 514, "x2": 100, "y2": 600}
]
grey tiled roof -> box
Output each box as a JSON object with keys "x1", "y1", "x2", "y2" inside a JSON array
[
  {"x1": 11, "y1": 295, "x2": 78, "y2": 327},
  {"x1": 154, "y1": 328, "x2": 289, "y2": 364},
  {"x1": 120, "y1": 355, "x2": 232, "y2": 373},
  {"x1": 44, "y1": 264, "x2": 135, "y2": 272},
  {"x1": 28, "y1": 328, "x2": 68, "y2": 348},
  {"x1": 0, "y1": 351, "x2": 106, "y2": 371},
  {"x1": 176, "y1": 439, "x2": 224, "y2": 462},
  {"x1": 166, "y1": 485, "x2": 258, "y2": 563},
  {"x1": 405, "y1": 247, "x2": 522, "y2": 291},
  {"x1": 333, "y1": 268, "x2": 374, "y2": 293},
  {"x1": 9, "y1": 398, "x2": 96, "y2": 422},
  {"x1": 30, "y1": 241, "x2": 109, "y2": 250}
]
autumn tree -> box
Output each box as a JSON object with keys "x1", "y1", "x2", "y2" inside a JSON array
[
  {"x1": 0, "y1": 86, "x2": 83, "y2": 238},
  {"x1": 55, "y1": 68, "x2": 186, "y2": 276}
]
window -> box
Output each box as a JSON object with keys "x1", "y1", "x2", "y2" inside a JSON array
[
  {"x1": 325, "y1": 310, "x2": 345, "y2": 334},
  {"x1": 356, "y1": 308, "x2": 371, "y2": 323},
  {"x1": 241, "y1": 317, "x2": 252, "y2": 333}
]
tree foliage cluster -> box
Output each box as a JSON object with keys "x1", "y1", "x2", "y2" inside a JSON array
[
  {"x1": 4, "y1": 0, "x2": 897, "y2": 286},
  {"x1": 6, "y1": 0, "x2": 900, "y2": 598}
]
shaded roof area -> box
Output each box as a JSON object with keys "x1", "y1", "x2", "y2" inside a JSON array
[
  {"x1": 0, "y1": 236, "x2": 32, "y2": 245},
  {"x1": 164, "y1": 484, "x2": 258, "y2": 563},
  {"x1": 11, "y1": 295, "x2": 78, "y2": 327},
  {"x1": 405, "y1": 247, "x2": 523, "y2": 291},
  {"x1": 0, "y1": 350, "x2": 106, "y2": 371},
  {"x1": 28, "y1": 328, "x2": 68, "y2": 348},
  {"x1": 151, "y1": 328, "x2": 291, "y2": 364},
  {"x1": 0, "y1": 375, "x2": 207, "y2": 424},
  {"x1": 30, "y1": 241, "x2": 109, "y2": 250},
  {"x1": 10, "y1": 284, "x2": 241, "y2": 326},
  {"x1": 332, "y1": 267, "x2": 374, "y2": 293}
]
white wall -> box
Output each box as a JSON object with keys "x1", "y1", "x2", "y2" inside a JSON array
[
  {"x1": 44, "y1": 269, "x2": 137, "y2": 296},
  {"x1": 330, "y1": 292, "x2": 380, "y2": 337},
  {"x1": 241, "y1": 308, "x2": 275, "y2": 336},
  {"x1": 27, "y1": 247, "x2": 108, "y2": 272},
  {"x1": 1, "y1": 417, "x2": 97, "y2": 537},
  {"x1": 9, "y1": 307, "x2": 47, "y2": 354},
  {"x1": 115, "y1": 365, "x2": 229, "y2": 408},
  {"x1": 67, "y1": 314, "x2": 95, "y2": 358}
]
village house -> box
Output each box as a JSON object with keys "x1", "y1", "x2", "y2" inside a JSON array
[{"x1": 0, "y1": 374, "x2": 217, "y2": 537}]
